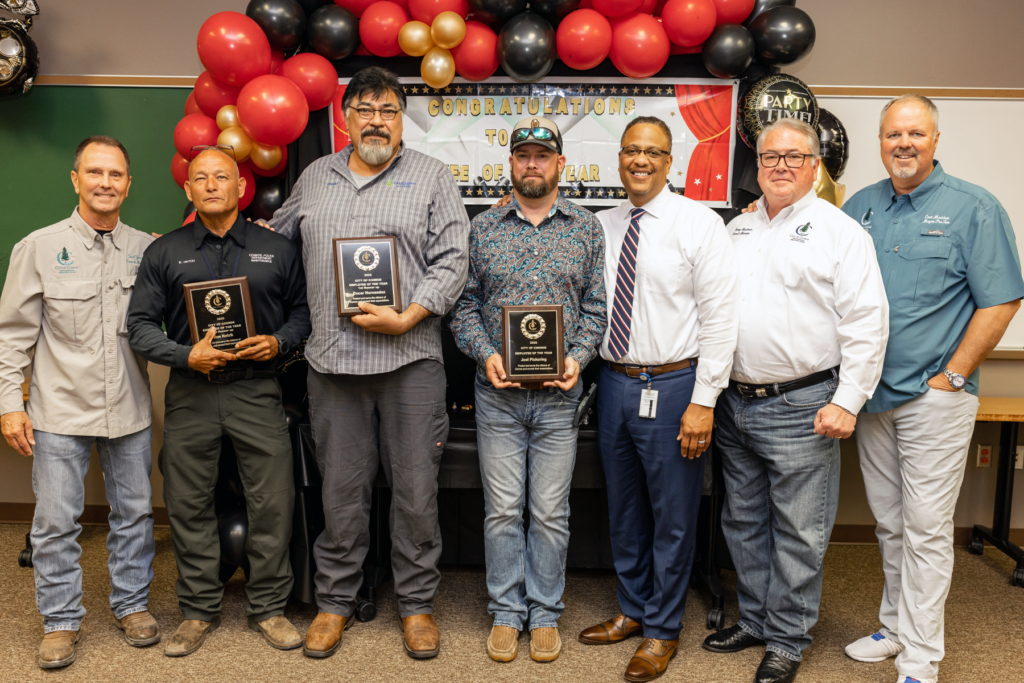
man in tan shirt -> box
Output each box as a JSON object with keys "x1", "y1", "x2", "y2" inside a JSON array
[{"x1": 0, "y1": 136, "x2": 159, "y2": 669}]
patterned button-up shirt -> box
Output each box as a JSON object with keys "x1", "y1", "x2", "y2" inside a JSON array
[{"x1": 448, "y1": 196, "x2": 607, "y2": 368}]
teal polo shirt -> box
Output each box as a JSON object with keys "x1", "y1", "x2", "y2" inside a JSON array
[{"x1": 843, "y1": 161, "x2": 1024, "y2": 412}]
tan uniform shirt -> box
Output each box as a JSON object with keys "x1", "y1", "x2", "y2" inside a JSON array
[{"x1": 0, "y1": 208, "x2": 154, "y2": 437}]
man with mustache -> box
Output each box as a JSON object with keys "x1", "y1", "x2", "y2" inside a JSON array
[
  {"x1": 448, "y1": 117, "x2": 606, "y2": 663},
  {"x1": 840, "y1": 95, "x2": 1023, "y2": 683},
  {"x1": 268, "y1": 66, "x2": 470, "y2": 660}
]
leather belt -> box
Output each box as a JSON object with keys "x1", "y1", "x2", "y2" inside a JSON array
[
  {"x1": 176, "y1": 368, "x2": 279, "y2": 384},
  {"x1": 607, "y1": 358, "x2": 697, "y2": 378},
  {"x1": 732, "y1": 366, "x2": 839, "y2": 399}
]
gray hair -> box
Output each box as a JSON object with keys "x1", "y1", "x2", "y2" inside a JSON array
[
  {"x1": 879, "y1": 94, "x2": 939, "y2": 138},
  {"x1": 756, "y1": 119, "x2": 820, "y2": 159},
  {"x1": 73, "y1": 135, "x2": 130, "y2": 174}
]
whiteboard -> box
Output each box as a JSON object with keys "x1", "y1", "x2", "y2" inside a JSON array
[{"x1": 817, "y1": 95, "x2": 1024, "y2": 351}]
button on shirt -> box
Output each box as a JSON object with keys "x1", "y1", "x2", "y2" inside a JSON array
[
  {"x1": 843, "y1": 161, "x2": 1024, "y2": 412},
  {"x1": 728, "y1": 190, "x2": 889, "y2": 414},
  {"x1": 0, "y1": 208, "x2": 154, "y2": 437},
  {"x1": 448, "y1": 196, "x2": 607, "y2": 367},
  {"x1": 597, "y1": 186, "x2": 739, "y2": 408},
  {"x1": 269, "y1": 144, "x2": 470, "y2": 375}
]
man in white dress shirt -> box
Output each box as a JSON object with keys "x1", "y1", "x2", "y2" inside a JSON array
[
  {"x1": 576, "y1": 116, "x2": 738, "y2": 683},
  {"x1": 701, "y1": 119, "x2": 889, "y2": 683}
]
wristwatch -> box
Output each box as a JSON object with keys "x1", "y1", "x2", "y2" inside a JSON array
[{"x1": 943, "y1": 368, "x2": 967, "y2": 390}]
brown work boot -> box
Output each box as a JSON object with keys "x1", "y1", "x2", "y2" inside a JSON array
[
  {"x1": 303, "y1": 613, "x2": 352, "y2": 659},
  {"x1": 402, "y1": 613, "x2": 440, "y2": 659},
  {"x1": 579, "y1": 613, "x2": 643, "y2": 645},
  {"x1": 624, "y1": 638, "x2": 679, "y2": 682},
  {"x1": 487, "y1": 625, "x2": 519, "y2": 662},
  {"x1": 114, "y1": 610, "x2": 161, "y2": 647},
  {"x1": 164, "y1": 617, "x2": 220, "y2": 657},
  {"x1": 530, "y1": 626, "x2": 561, "y2": 662},
  {"x1": 38, "y1": 630, "x2": 80, "y2": 669},
  {"x1": 249, "y1": 614, "x2": 302, "y2": 650}
]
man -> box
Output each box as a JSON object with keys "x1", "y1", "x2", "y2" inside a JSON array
[
  {"x1": 576, "y1": 116, "x2": 739, "y2": 683},
  {"x1": 448, "y1": 117, "x2": 606, "y2": 663},
  {"x1": 0, "y1": 136, "x2": 158, "y2": 669},
  {"x1": 703, "y1": 119, "x2": 888, "y2": 683},
  {"x1": 127, "y1": 148, "x2": 310, "y2": 656},
  {"x1": 841, "y1": 95, "x2": 1023, "y2": 683},
  {"x1": 268, "y1": 66, "x2": 469, "y2": 659}
]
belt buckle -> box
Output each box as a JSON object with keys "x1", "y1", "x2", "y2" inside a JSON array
[
  {"x1": 755, "y1": 387, "x2": 767, "y2": 398},
  {"x1": 207, "y1": 372, "x2": 230, "y2": 384}
]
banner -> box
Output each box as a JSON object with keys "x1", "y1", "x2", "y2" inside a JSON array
[{"x1": 330, "y1": 76, "x2": 738, "y2": 208}]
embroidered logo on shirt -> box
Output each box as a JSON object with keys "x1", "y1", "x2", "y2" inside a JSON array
[
  {"x1": 57, "y1": 247, "x2": 73, "y2": 266},
  {"x1": 925, "y1": 229, "x2": 945, "y2": 236},
  {"x1": 388, "y1": 179, "x2": 416, "y2": 188},
  {"x1": 178, "y1": 259, "x2": 196, "y2": 265},
  {"x1": 791, "y1": 222, "x2": 813, "y2": 243},
  {"x1": 55, "y1": 247, "x2": 78, "y2": 274},
  {"x1": 861, "y1": 208, "x2": 873, "y2": 227},
  {"x1": 923, "y1": 214, "x2": 951, "y2": 225},
  {"x1": 732, "y1": 226, "x2": 753, "y2": 236},
  {"x1": 250, "y1": 253, "x2": 274, "y2": 263}
]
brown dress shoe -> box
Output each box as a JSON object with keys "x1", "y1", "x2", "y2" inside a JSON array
[
  {"x1": 250, "y1": 614, "x2": 302, "y2": 650},
  {"x1": 303, "y1": 613, "x2": 353, "y2": 659},
  {"x1": 114, "y1": 610, "x2": 161, "y2": 647},
  {"x1": 579, "y1": 613, "x2": 643, "y2": 645},
  {"x1": 39, "y1": 630, "x2": 80, "y2": 669},
  {"x1": 624, "y1": 638, "x2": 678, "y2": 682},
  {"x1": 487, "y1": 625, "x2": 519, "y2": 662},
  {"x1": 530, "y1": 627, "x2": 561, "y2": 662},
  {"x1": 164, "y1": 617, "x2": 220, "y2": 657},
  {"x1": 402, "y1": 613, "x2": 440, "y2": 659}
]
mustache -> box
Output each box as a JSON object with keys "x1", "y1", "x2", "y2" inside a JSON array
[
  {"x1": 893, "y1": 148, "x2": 918, "y2": 157},
  {"x1": 361, "y1": 126, "x2": 391, "y2": 142}
]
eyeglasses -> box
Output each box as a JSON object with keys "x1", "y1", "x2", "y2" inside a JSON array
[
  {"x1": 512, "y1": 127, "x2": 560, "y2": 147},
  {"x1": 349, "y1": 106, "x2": 401, "y2": 121},
  {"x1": 189, "y1": 144, "x2": 236, "y2": 162},
  {"x1": 619, "y1": 147, "x2": 669, "y2": 160},
  {"x1": 759, "y1": 153, "x2": 815, "y2": 168}
]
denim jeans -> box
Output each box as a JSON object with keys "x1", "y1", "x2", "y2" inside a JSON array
[
  {"x1": 31, "y1": 427, "x2": 155, "y2": 633},
  {"x1": 716, "y1": 377, "x2": 841, "y2": 661},
  {"x1": 474, "y1": 370, "x2": 582, "y2": 631}
]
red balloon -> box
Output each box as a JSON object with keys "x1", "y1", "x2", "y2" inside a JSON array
[
  {"x1": 173, "y1": 114, "x2": 220, "y2": 159},
  {"x1": 194, "y1": 71, "x2": 242, "y2": 119},
  {"x1": 359, "y1": 2, "x2": 410, "y2": 57},
  {"x1": 710, "y1": 0, "x2": 753, "y2": 24},
  {"x1": 637, "y1": 0, "x2": 658, "y2": 12},
  {"x1": 592, "y1": 0, "x2": 643, "y2": 19},
  {"x1": 280, "y1": 53, "x2": 340, "y2": 110},
  {"x1": 196, "y1": 11, "x2": 272, "y2": 87},
  {"x1": 270, "y1": 50, "x2": 285, "y2": 74},
  {"x1": 335, "y1": 0, "x2": 378, "y2": 17},
  {"x1": 184, "y1": 91, "x2": 202, "y2": 117},
  {"x1": 171, "y1": 153, "x2": 190, "y2": 189},
  {"x1": 556, "y1": 10, "x2": 613, "y2": 71},
  {"x1": 408, "y1": 0, "x2": 468, "y2": 23},
  {"x1": 610, "y1": 12, "x2": 670, "y2": 78},
  {"x1": 238, "y1": 162, "x2": 256, "y2": 212},
  {"x1": 671, "y1": 41, "x2": 702, "y2": 53},
  {"x1": 247, "y1": 146, "x2": 289, "y2": 177},
  {"x1": 451, "y1": 21, "x2": 499, "y2": 81},
  {"x1": 662, "y1": 0, "x2": 716, "y2": 47},
  {"x1": 237, "y1": 75, "x2": 310, "y2": 146}
]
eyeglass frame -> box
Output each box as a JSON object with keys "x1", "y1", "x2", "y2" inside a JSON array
[
  {"x1": 758, "y1": 152, "x2": 817, "y2": 168},
  {"x1": 348, "y1": 105, "x2": 402, "y2": 121},
  {"x1": 189, "y1": 144, "x2": 236, "y2": 162},
  {"x1": 619, "y1": 146, "x2": 670, "y2": 160}
]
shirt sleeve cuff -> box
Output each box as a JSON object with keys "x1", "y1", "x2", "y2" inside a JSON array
[
  {"x1": 0, "y1": 389, "x2": 25, "y2": 416},
  {"x1": 690, "y1": 383, "x2": 721, "y2": 409},
  {"x1": 412, "y1": 291, "x2": 455, "y2": 317},
  {"x1": 830, "y1": 385, "x2": 866, "y2": 415},
  {"x1": 173, "y1": 344, "x2": 193, "y2": 371}
]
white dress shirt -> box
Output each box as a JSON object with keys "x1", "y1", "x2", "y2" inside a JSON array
[
  {"x1": 597, "y1": 186, "x2": 739, "y2": 407},
  {"x1": 727, "y1": 190, "x2": 889, "y2": 414}
]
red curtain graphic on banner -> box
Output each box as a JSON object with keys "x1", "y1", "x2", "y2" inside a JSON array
[
  {"x1": 331, "y1": 84, "x2": 350, "y2": 152},
  {"x1": 675, "y1": 84, "x2": 732, "y2": 202}
]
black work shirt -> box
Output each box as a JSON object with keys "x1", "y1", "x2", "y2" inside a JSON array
[{"x1": 127, "y1": 214, "x2": 311, "y2": 371}]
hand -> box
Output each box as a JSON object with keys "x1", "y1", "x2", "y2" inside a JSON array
[
  {"x1": 352, "y1": 302, "x2": 413, "y2": 335},
  {"x1": 741, "y1": 200, "x2": 759, "y2": 214},
  {"x1": 678, "y1": 403, "x2": 713, "y2": 459},
  {"x1": 1, "y1": 411, "x2": 34, "y2": 456},
  {"x1": 544, "y1": 357, "x2": 580, "y2": 391},
  {"x1": 235, "y1": 334, "x2": 279, "y2": 362},
  {"x1": 485, "y1": 353, "x2": 520, "y2": 389},
  {"x1": 494, "y1": 194, "x2": 513, "y2": 209},
  {"x1": 814, "y1": 403, "x2": 856, "y2": 439},
  {"x1": 927, "y1": 373, "x2": 958, "y2": 392},
  {"x1": 151, "y1": 232, "x2": 162, "y2": 238},
  {"x1": 247, "y1": 218, "x2": 275, "y2": 231},
  {"x1": 188, "y1": 326, "x2": 238, "y2": 374}
]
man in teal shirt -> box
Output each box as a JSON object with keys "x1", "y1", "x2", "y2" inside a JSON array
[{"x1": 841, "y1": 94, "x2": 1024, "y2": 683}]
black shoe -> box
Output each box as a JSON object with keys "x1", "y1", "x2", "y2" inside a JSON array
[
  {"x1": 755, "y1": 651, "x2": 800, "y2": 683},
  {"x1": 702, "y1": 624, "x2": 765, "y2": 653}
]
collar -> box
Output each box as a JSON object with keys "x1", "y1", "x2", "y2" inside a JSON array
[
  {"x1": 329, "y1": 141, "x2": 406, "y2": 183},
  {"x1": 887, "y1": 160, "x2": 944, "y2": 211},
  {"x1": 504, "y1": 193, "x2": 572, "y2": 223},
  {"x1": 618, "y1": 184, "x2": 673, "y2": 221},
  {"x1": 192, "y1": 213, "x2": 248, "y2": 249},
  {"x1": 70, "y1": 206, "x2": 125, "y2": 250},
  {"x1": 758, "y1": 187, "x2": 818, "y2": 225}
]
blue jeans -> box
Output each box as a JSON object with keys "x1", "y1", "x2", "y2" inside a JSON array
[
  {"x1": 716, "y1": 378, "x2": 841, "y2": 661},
  {"x1": 31, "y1": 428, "x2": 155, "y2": 633},
  {"x1": 474, "y1": 370, "x2": 582, "y2": 631}
]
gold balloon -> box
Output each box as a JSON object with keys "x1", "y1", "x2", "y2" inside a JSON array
[
  {"x1": 813, "y1": 163, "x2": 846, "y2": 208},
  {"x1": 421, "y1": 47, "x2": 456, "y2": 90},
  {"x1": 216, "y1": 126, "x2": 252, "y2": 163},
  {"x1": 216, "y1": 104, "x2": 239, "y2": 131},
  {"x1": 430, "y1": 11, "x2": 466, "y2": 50},
  {"x1": 399, "y1": 21, "x2": 434, "y2": 57},
  {"x1": 250, "y1": 141, "x2": 283, "y2": 171}
]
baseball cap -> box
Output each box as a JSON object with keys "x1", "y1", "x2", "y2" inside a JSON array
[{"x1": 510, "y1": 116, "x2": 563, "y2": 154}]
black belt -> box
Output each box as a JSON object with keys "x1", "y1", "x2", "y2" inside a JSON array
[
  {"x1": 732, "y1": 366, "x2": 838, "y2": 399},
  {"x1": 176, "y1": 368, "x2": 278, "y2": 384}
]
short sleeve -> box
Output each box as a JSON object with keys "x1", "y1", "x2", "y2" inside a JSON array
[{"x1": 966, "y1": 201, "x2": 1024, "y2": 308}]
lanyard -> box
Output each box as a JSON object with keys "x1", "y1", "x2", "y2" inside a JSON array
[{"x1": 199, "y1": 240, "x2": 242, "y2": 281}]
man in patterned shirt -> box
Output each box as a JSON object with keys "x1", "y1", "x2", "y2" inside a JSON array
[{"x1": 448, "y1": 116, "x2": 607, "y2": 664}]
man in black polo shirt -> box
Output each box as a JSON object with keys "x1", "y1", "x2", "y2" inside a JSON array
[{"x1": 127, "y1": 149, "x2": 310, "y2": 657}]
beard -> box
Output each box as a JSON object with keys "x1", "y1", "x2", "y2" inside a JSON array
[
  {"x1": 890, "y1": 148, "x2": 919, "y2": 179},
  {"x1": 357, "y1": 126, "x2": 394, "y2": 166},
  {"x1": 512, "y1": 169, "x2": 558, "y2": 199}
]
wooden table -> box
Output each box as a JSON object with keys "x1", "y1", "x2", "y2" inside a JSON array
[{"x1": 970, "y1": 397, "x2": 1024, "y2": 586}]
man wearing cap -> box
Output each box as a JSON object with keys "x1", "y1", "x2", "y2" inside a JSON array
[{"x1": 449, "y1": 117, "x2": 606, "y2": 663}]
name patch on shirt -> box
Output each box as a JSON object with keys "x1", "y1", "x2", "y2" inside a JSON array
[
  {"x1": 925, "y1": 229, "x2": 945, "y2": 236},
  {"x1": 178, "y1": 259, "x2": 196, "y2": 264},
  {"x1": 923, "y1": 214, "x2": 951, "y2": 225},
  {"x1": 732, "y1": 226, "x2": 753, "y2": 236},
  {"x1": 250, "y1": 253, "x2": 274, "y2": 264}
]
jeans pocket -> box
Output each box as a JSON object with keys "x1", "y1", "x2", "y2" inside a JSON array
[{"x1": 781, "y1": 379, "x2": 836, "y2": 408}]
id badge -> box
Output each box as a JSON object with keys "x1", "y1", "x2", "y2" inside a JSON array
[{"x1": 639, "y1": 389, "x2": 659, "y2": 419}]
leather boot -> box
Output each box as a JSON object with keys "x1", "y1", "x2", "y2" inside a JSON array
[
  {"x1": 303, "y1": 613, "x2": 352, "y2": 659},
  {"x1": 164, "y1": 617, "x2": 220, "y2": 657},
  {"x1": 38, "y1": 630, "x2": 80, "y2": 669},
  {"x1": 755, "y1": 651, "x2": 800, "y2": 683},
  {"x1": 578, "y1": 613, "x2": 642, "y2": 645},
  {"x1": 530, "y1": 627, "x2": 561, "y2": 662},
  {"x1": 402, "y1": 613, "x2": 440, "y2": 659},
  {"x1": 249, "y1": 614, "x2": 302, "y2": 650},
  {"x1": 487, "y1": 625, "x2": 519, "y2": 662},
  {"x1": 114, "y1": 610, "x2": 161, "y2": 647},
  {"x1": 624, "y1": 638, "x2": 678, "y2": 682}
]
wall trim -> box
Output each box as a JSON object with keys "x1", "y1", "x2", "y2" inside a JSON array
[{"x1": 35, "y1": 75, "x2": 196, "y2": 88}]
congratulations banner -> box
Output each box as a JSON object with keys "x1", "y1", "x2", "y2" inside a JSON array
[{"x1": 330, "y1": 76, "x2": 738, "y2": 208}]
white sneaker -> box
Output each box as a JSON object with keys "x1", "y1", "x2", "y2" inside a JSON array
[
  {"x1": 845, "y1": 631, "x2": 904, "y2": 662},
  {"x1": 897, "y1": 676, "x2": 937, "y2": 683}
]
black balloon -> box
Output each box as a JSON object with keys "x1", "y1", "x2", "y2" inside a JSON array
[
  {"x1": 246, "y1": 0, "x2": 307, "y2": 52},
  {"x1": 747, "y1": 6, "x2": 815, "y2": 65},
  {"x1": 530, "y1": 0, "x2": 580, "y2": 23},
  {"x1": 248, "y1": 176, "x2": 287, "y2": 222},
  {"x1": 701, "y1": 24, "x2": 754, "y2": 80},
  {"x1": 742, "y1": 0, "x2": 796, "y2": 27},
  {"x1": 498, "y1": 12, "x2": 556, "y2": 83},
  {"x1": 308, "y1": 5, "x2": 360, "y2": 61},
  {"x1": 817, "y1": 108, "x2": 849, "y2": 181},
  {"x1": 0, "y1": 21, "x2": 40, "y2": 101},
  {"x1": 295, "y1": 0, "x2": 329, "y2": 16},
  {"x1": 217, "y1": 511, "x2": 249, "y2": 568},
  {"x1": 469, "y1": 0, "x2": 528, "y2": 25}
]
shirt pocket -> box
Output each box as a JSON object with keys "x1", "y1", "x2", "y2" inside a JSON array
[
  {"x1": 116, "y1": 274, "x2": 137, "y2": 337},
  {"x1": 42, "y1": 279, "x2": 100, "y2": 346},
  {"x1": 896, "y1": 238, "x2": 952, "y2": 307}
]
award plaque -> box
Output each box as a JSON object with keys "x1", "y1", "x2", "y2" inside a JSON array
[
  {"x1": 333, "y1": 236, "x2": 402, "y2": 317},
  {"x1": 183, "y1": 276, "x2": 256, "y2": 351},
  {"x1": 501, "y1": 305, "x2": 565, "y2": 383}
]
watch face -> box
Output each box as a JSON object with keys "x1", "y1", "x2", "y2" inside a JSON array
[{"x1": 951, "y1": 374, "x2": 966, "y2": 389}]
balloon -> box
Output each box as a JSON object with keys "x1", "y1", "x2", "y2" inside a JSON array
[
  {"x1": 701, "y1": 23, "x2": 753, "y2": 78},
  {"x1": 813, "y1": 163, "x2": 846, "y2": 208},
  {"x1": 467, "y1": 0, "x2": 526, "y2": 24},
  {"x1": 637, "y1": 0, "x2": 658, "y2": 13},
  {"x1": 249, "y1": 141, "x2": 284, "y2": 171},
  {"x1": 217, "y1": 511, "x2": 249, "y2": 568},
  {"x1": 245, "y1": 0, "x2": 308, "y2": 51},
  {"x1": 297, "y1": 0, "x2": 330, "y2": 14},
  {"x1": 0, "y1": 18, "x2": 39, "y2": 102},
  {"x1": 747, "y1": 6, "x2": 815, "y2": 65},
  {"x1": 410, "y1": 0, "x2": 469, "y2": 24},
  {"x1": 247, "y1": 176, "x2": 288, "y2": 222},
  {"x1": 498, "y1": 12, "x2": 556, "y2": 83},
  {"x1": 270, "y1": 50, "x2": 285, "y2": 73},
  {"x1": 308, "y1": 5, "x2": 361, "y2": 59},
  {"x1": 661, "y1": 0, "x2": 716, "y2": 47},
  {"x1": 237, "y1": 74, "x2": 310, "y2": 146},
  {"x1": 711, "y1": 0, "x2": 754, "y2": 24},
  {"x1": 173, "y1": 114, "x2": 220, "y2": 159},
  {"x1": 171, "y1": 153, "x2": 190, "y2": 189},
  {"x1": 185, "y1": 92, "x2": 202, "y2": 117},
  {"x1": 280, "y1": 53, "x2": 339, "y2": 110},
  {"x1": 400, "y1": 21, "x2": 434, "y2": 56},
  {"x1": 451, "y1": 21, "x2": 500, "y2": 80},
  {"x1": 216, "y1": 105, "x2": 240, "y2": 130},
  {"x1": 249, "y1": 145, "x2": 289, "y2": 176},
  {"x1": 531, "y1": 0, "x2": 581, "y2": 23},
  {"x1": 217, "y1": 126, "x2": 254, "y2": 162},
  {"x1": 335, "y1": 0, "x2": 379, "y2": 17},
  {"x1": 610, "y1": 13, "x2": 670, "y2": 79},
  {"x1": 671, "y1": 42, "x2": 702, "y2": 54},
  {"x1": 817, "y1": 108, "x2": 849, "y2": 181},
  {"x1": 360, "y1": 2, "x2": 410, "y2": 57},
  {"x1": 592, "y1": 0, "x2": 642, "y2": 18},
  {"x1": 194, "y1": 71, "x2": 242, "y2": 119},
  {"x1": 197, "y1": 11, "x2": 272, "y2": 87},
  {"x1": 742, "y1": 0, "x2": 793, "y2": 26},
  {"x1": 421, "y1": 46, "x2": 456, "y2": 89},
  {"x1": 556, "y1": 9, "x2": 612, "y2": 71},
  {"x1": 238, "y1": 162, "x2": 257, "y2": 212},
  {"x1": 431, "y1": 11, "x2": 467, "y2": 49}
]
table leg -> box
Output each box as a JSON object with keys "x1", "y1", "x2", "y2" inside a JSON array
[{"x1": 971, "y1": 420, "x2": 1024, "y2": 587}]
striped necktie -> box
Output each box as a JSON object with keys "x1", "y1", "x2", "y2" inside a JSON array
[{"x1": 608, "y1": 207, "x2": 645, "y2": 360}]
